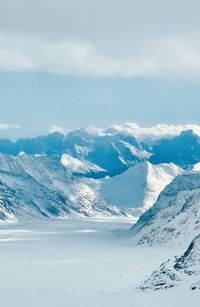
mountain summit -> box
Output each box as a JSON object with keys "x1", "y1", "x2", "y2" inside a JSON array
[{"x1": 99, "y1": 161, "x2": 182, "y2": 215}]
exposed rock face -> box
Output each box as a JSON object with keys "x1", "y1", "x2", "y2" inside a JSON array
[
  {"x1": 131, "y1": 173, "x2": 200, "y2": 246},
  {"x1": 0, "y1": 153, "x2": 124, "y2": 223},
  {"x1": 140, "y1": 235, "x2": 200, "y2": 291}
]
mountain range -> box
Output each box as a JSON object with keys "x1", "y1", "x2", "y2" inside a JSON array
[
  {"x1": 1, "y1": 123, "x2": 200, "y2": 176},
  {"x1": 1, "y1": 122, "x2": 200, "y2": 290},
  {"x1": 0, "y1": 122, "x2": 200, "y2": 222}
]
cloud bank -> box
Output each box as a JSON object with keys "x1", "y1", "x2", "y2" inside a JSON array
[
  {"x1": 0, "y1": 122, "x2": 21, "y2": 131},
  {"x1": 0, "y1": 0, "x2": 200, "y2": 79},
  {"x1": 86, "y1": 122, "x2": 200, "y2": 140}
]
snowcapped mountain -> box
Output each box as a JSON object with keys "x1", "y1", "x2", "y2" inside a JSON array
[
  {"x1": 0, "y1": 130, "x2": 150, "y2": 177},
  {"x1": 1, "y1": 123, "x2": 200, "y2": 176},
  {"x1": 98, "y1": 161, "x2": 182, "y2": 215},
  {"x1": 129, "y1": 171, "x2": 200, "y2": 291},
  {"x1": 150, "y1": 130, "x2": 200, "y2": 167},
  {"x1": 131, "y1": 172, "x2": 200, "y2": 246},
  {"x1": 71, "y1": 132, "x2": 150, "y2": 176},
  {"x1": 192, "y1": 162, "x2": 200, "y2": 172},
  {"x1": 140, "y1": 234, "x2": 200, "y2": 291},
  {"x1": 0, "y1": 153, "x2": 124, "y2": 223}
]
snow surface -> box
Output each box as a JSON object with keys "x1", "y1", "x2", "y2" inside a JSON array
[
  {"x1": 140, "y1": 234, "x2": 200, "y2": 291},
  {"x1": 0, "y1": 219, "x2": 199, "y2": 307},
  {"x1": 192, "y1": 162, "x2": 200, "y2": 172},
  {"x1": 98, "y1": 161, "x2": 182, "y2": 215},
  {"x1": 0, "y1": 153, "x2": 124, "y2": 221}
]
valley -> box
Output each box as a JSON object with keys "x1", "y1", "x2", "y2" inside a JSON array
[{"x1": 0, "y1": 219, "x2": 198, "y2": 307}]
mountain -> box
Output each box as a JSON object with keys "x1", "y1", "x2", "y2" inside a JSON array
[
  {"x1": 150, "y1": 130, "x2": 200, "y2": 167},
  {"x1": 0, "y1": 153, "x2": 124, "y2": 223},
  {"x1": 83, "y1": 134, "x2": 150, "y2": 176},
  {"x1": 192, "y1": 162, "x2": 200, "y2": 172},
  {"x1": 140, "y1": 234, "x2": 200, "y2": 291},
  {"x1": 98, "y1": 161, "x2": 182, "y2": 216},
  {"x1": 1, "y1": 123, "x2": 200, "y2": 177},
  {"x1": 61, "y1": 130, "x2": 151, "y2": 177},
  {"x1": 52, "y1": 130, "x2": 150, "y2": 176},
  {"x1": 131, "y1": 172, "x2": 200, "y2": 246},
  {"x1": 0, "y1": 130, "x2": 150, "y2": 177},
  {"x1": 130, "y1": 171, "x2": 200, "y2": 291}
]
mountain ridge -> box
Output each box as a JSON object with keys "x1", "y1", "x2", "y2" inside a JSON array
[
  {"x1": 98, "y1": 161, "x2": 182, "y2": 215},
  {"x1": 0, "y1": 153, "x2": 125, "y2": 223}
]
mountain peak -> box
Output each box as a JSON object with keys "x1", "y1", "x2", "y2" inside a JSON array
[
  {"x1": 179, "y1": 129, "x2": 198, "y2": 138},
  {"x1": 99, "y1": 161, "x2": 182, "y2": 215}
]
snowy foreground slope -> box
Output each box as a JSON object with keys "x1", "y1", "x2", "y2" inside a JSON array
[
  {"x1": 99, "y1": 161, "x2": 182, "y2": 215},
  {"x1": 129, "y1": 171, "x2": 200, "y2": 292},
  {"x1": 131, "y1": 172, "x2": 200, "y2": 246},
  {"x1": 0, "y1": 220, "x2": 199, "y2": 307},
  {"x1": 0, "y1": 153, "x2": 124, "y2": 222},
  {"x1": 141, "y1": 234, "x2": 200, "y2": 291}
]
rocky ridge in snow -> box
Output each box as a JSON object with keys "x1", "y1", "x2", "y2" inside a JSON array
[
  {"x1": 131, "y1": 172, "x2": 200, "y2": 246},
  {"x1": 0, "y1": 153, "x2": 124, "y2": 223},
  {"x1": 140, "y1": 234, "x2": 200, "y2": 291},
  {"x1": 129, "y1": 172, "x2": 200, "y2": 291}
]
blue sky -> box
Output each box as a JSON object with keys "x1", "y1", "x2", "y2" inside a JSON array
[
  {"x1": 0, "y1": 71, "x2": 200, "y2": 138},
  {"x1": 0, "y1": 0, "x2": 200, "y2": 138}
]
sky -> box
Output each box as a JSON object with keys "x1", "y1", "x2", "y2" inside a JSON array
[{"x1": 0, "y1": 0, "x2": 200, "y2": 138}]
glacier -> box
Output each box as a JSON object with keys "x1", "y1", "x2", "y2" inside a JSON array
[{"x1": 0, "y1": 219, "x2": 199, "y2": 307}]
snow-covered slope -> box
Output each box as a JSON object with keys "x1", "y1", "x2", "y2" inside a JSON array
[
  {"x1": 0, "y1": 153, "x2": 124, "y2": 223},
  {"x1": 131, "y1": 173, "x2": 200, "y2": 246},
  {"x1": 99, "y1": 161, "x2": 182, "y2": 215},
  {"x1": 192, "y1": 162, "x2": 200, "y2": 172},
  {"x1": 140, "y1": 234, "x2": 200, "y2": 291}
]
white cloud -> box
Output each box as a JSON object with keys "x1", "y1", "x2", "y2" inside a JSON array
[
  {"x1": 112, "y1": 123, "x2": 200, "y2": 139},
  {"x1": 1, "y1": 32, "x2": 200, "y2": 80},
  {"x1": 0, "y1": 122, "x2": 21, "y2": 131},
  {"x1": 85, "y1": 122, "x2": 200, "y2": 140},
  {"x1": 61, "y1": 153, "x2": 104, "y2": 173},
  {"x1": 85, "y1": 126, "x2": 107, "y2": 136},
  {"x1": 0, "y1": 1, "x2": 200, "y2": 79}
]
